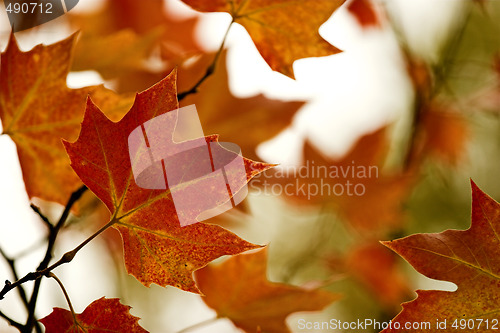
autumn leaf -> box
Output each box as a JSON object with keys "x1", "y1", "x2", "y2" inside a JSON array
[
  {"x1": 63, "y1": 70, "x2": 273, "y2": 293},
  {"x1": 0, "y1": 34, "x2": 133, "y2": 206},
  {"x1": 116, "y1": 51, "x2": 216, "y2": 95},
  {"x1": 271, "y1": 127, "x2": 414, "y2": 232},
  {"x1": 195, "y1": 247, "x2": 339, "y2": 333},
  {"x1": 382, "y1": 180, "x2": 500, "y2": 332},
  {"x1": 420, "y1": 107, "x2": 468, "y2": 165},
  {"x1": 347, "y1": 0, "x2": 382, "y2": 29},
  {"x1": 331, "y1": 242, "x2": 411, "y2": 309},
  {"x1": 69, "y1": 0, "x2": 203, "y2": 80},
  {"x1": 72, "y1": 28, "x2": 164, "y2": 80},
  {"x1": 181, "y1": 0, "x2": 345, "y2": 78},
  {"x1": 69, "y1": 0, "x2": 202, "y2": 56},
  {"x1": 181, "y1": 50, "x2": 305, "y2": 161},
  {"x1": 39, "y1": 297, "x2": 148, "y2": 333}
]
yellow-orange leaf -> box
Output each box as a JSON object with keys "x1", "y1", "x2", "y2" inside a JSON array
[
  {"x1": 72, "y1": 28, "x2": 164, "y2": 80},
  {"x1": 181, "y1": 0, "x2": 345, "y2": 78},
  {"x1": 195, "y1": 247, "x2": 339, "y2": 333},
  {"x1": 382, "y1": 180, "x2": 500, "y2": 332},
  {"x1": 69, "y1": 0, "x2": 204, "y2": 79},
  {"x1": 0, "y1": 34, "x2": 133, "y2": 206}
]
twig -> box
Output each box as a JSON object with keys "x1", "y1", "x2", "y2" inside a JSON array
[
  {"x1": 29, "y1": 204, "x2": 53, "y2": 231},
  {"x1": 0, "y1": 218, "x2": 115, "y2": 301},
  {"x1": 0, "y1": 247, "x2": 29, "y2": 311},
  {"x1": 176, "y1": 317, "x2": 220, "y2": 333},
  {"x1": 430, "y1": 4, "x2": 473, "y2": 99},
  {"x1": 177, "y1": 20, "x2": 234, "y2": 101},
  {"x1": 0, "y1": 310, "x2": 24, "y2": 331},
  {"x1": 24, "y1": 185, "x2": 88, "y2": 332}
]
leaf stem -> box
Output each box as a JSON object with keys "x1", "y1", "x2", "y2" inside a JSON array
[
  {"x1": 176, "y1": 317, "x2": 221, "y2": 333},
  {"x1": 177, "y1": 19, "x2": 234, "y2": 101},
  {"x1": 48, "y1": 273, "x2": 83, "y2": 331}
]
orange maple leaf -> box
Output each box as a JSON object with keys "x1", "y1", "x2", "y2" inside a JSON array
[
  {"x1": 382, "y1": 180, "x2": 500, "y2": 332},
  {"x1": 181, "y1": 0, "x2": 345, "y2": 78},
  {"x1": 39, "y1": 297, "x2": 147, "y2": 333},
  {"x1": 0, "y1": 34, "x2": 133, "y2": 206},
  {"x1": 69, "y1": 0, "x2": 203, "y2": 79},
  {"x1": 195, "y1": 247, "x2": 339, "y2": 333},
  {"x1": 63, "y1": 70, "x2": 273, "y2": 293}
]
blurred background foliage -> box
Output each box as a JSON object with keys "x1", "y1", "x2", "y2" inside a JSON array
[{"x1": 1, "y1": 0, "x2": 500, "y2": 332}]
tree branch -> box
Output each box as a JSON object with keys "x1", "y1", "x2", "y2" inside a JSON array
[
  {"x1": 29, "y1": 204, "x2": 53, "y2": 231},
  {"x1": 177, "y1": 20, "x2": 234, "y2": 101},
  {"x1": 0, "y1": 310, "x2": 24, "y2": 331},
  {"x1": 0, "y1": 247, "x2": 29, "y2": 311},
  {"x1": 0, "y1": 218, "x2": 115, "y2": 301},
  {"x1": 24, "y1": 185, "x2": 88, "y2": 332}
]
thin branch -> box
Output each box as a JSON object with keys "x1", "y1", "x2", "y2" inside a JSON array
[
  {"x1": 383, "y1": 1, "x2": 474, "y2": 170},
  {"x1": 0, "y1": 247, "x2": 29, "y2": 311},
  {"x1": 177, "y1": 20, "x2": 234, "y2": 101},
  {"x1": 24, "y1": 185, "x2": 88, "y2": 332},
  {"x1": 430, "y1": 4, "x2": 473, "y2": 99},
  {"x1": 0, "y1": 310, "x2": 24, "y2": 331},
  {"x1": 0, "y1": 218, "x2": 115, "y2": 301},
  {"x1": 176, "y1": 317, "x2": 220, "y2": 333},
  {"x1": 29, "y1": 204, "x2": 53, "y2": 231}
]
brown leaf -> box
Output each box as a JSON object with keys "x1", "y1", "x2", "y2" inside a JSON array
[
  {"x1": 345, "y1": 242, "x2": 411, "y2": 308},
  {"x1": 0, "y1": 34, "x2": 133, "y2": 206},
  {"x1": 271, "y1": 127, "x2": 414, "y2": 232},
  {"x1": 195, "y1": 247, "x2": 339, "y2": 333},
  {"x1": 181, "y1": 0, "x2": 345, "y2": 78},
  {"x1": 420, "y1": 107, "x2": 468, "y2": 165},
  {"x1": 63, "y1": 70, "x2": 273, "y2": 293},
  {"x1": 382, "y1": 180, "x2": 500, "y2": 332},
  {"x1": 40, "y1": 297, "x2": 148, "y2": 333},
  {"x1": 347, "y1": 0, "x2": 382, "y2": 29}
]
